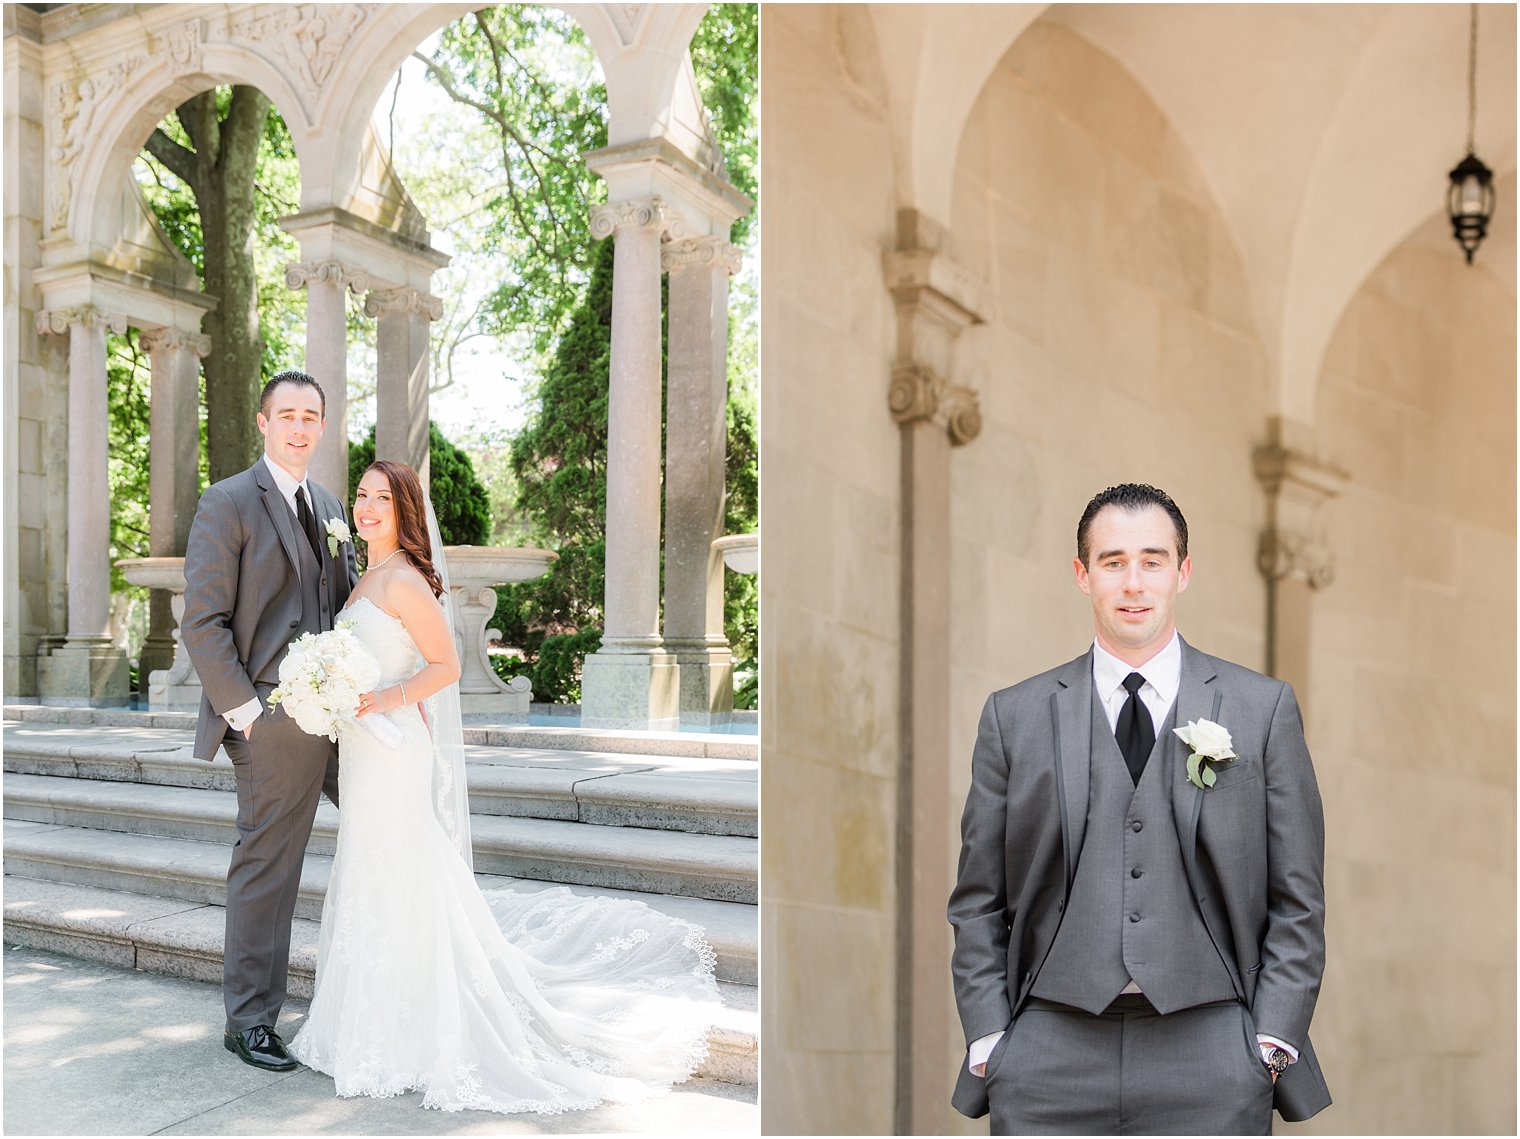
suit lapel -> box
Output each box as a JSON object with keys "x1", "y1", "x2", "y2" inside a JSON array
[
  {"x1": 1050, "y1": 651, "x2": 1093, "y2": 888},
  {"x1": 254, "y1": 461, "x2": 305, "y2": 578},
  {"x1": 1170, "y1": 636, "x2": 1222, "y2": 867}
]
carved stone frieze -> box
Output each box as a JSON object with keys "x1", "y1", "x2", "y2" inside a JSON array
[
  {"x1": 285, "y1": 259, "x2": 370, "y2": 293},
  {"x1": 140, "y1": 327, "x2": 212, "y2": 357},
  {"x1": 34, "y1": 307, "x2": 129, "y2": 336},
  {"x1": 229, "y1": 4, "x2": 374, "y2": 109},
  {"x1": 164, "y1": 18, "x2": 204, "y2": 76},
  {"x1": 889, "y1": 362, "x2": 982, "y2": 447},
  {"x1": 48, "y1": 56, "x2": 146, "y2": 231},
  {"x1": 589, "y1": 196, "x2": 689, "y2": 242},
  {"x1": 661, "y1": 236, "x2": 742, "y2": 275},
  {"x1": 363, "y1": 286, "x2": 444, "y2": 321}
]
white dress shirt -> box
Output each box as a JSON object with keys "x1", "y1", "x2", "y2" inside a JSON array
[
  {"x1": 968, "y1": 632, "x2": 1296, "y2": 1075},
  {"x1": 222, "y1": 455, "x2": 316, "y2": 734}
]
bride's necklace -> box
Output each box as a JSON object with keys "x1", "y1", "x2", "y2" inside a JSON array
[{"x1": 367, "y1": 547, "x2": 404, "y2": 572}]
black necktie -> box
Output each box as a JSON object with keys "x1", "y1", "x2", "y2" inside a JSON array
[
  {"x1": 295, "y1": 485, "x2": 324, "y2": 563},
  {"x1": 1116, "y1": 672, "x2": 1154, "y2": 786}
]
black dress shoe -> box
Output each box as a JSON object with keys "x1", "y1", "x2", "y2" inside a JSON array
[{"x1": 224, "y1": 1025, "x2": 300, "y2": 1071}]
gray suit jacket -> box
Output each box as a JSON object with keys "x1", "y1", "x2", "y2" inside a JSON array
[
  {"x1": 948, "y1": 638, "x2": 1331, "y2": 1122},
  {"x1": 181, "y1": 459, "x2": 359, "y2": 761}
]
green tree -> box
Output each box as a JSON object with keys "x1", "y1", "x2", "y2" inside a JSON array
[
  {"x1": 347, "y1": 423, "x2": 491, "y2": 556},
  {"x1": 140, "y1": 87, "x2": 304, "y2": 482},
  {"x1": 487, "y1": 236, "x2": 615, "y2": 702}
]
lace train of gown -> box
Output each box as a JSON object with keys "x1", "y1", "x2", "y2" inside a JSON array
[{"x1": 287, "y1": 598, "x2": 721, "y2": 1113}]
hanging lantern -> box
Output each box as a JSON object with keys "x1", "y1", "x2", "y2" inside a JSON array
[
  {"x1": 1448, "y1": 4, "x2": 1494, "y2": 264},
  {"x1": 1447, "y1": 151, "x2": 1495, "y2": 264}
]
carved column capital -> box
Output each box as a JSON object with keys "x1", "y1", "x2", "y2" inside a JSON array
[
  {"x1": 139, "y1": 327, "x2": 211, "y2": 357},
  {"x1": 889, "y1": 362, "x2": 982, "y2": 447},
  {"x1": 363, "y1": 286, "x2": 444, "y2": 321},
  {"x1": 590, "y1": 196, "x2": 690, "y2": 242},
  {"x1": 285, "y1": 259, "x2": 370, "y2": 293},
  {"x1": 35, "y1": 307, "x2": 128, "y2": 336},
  {"x1": 1253, "y1": 417, "x2": 1349, "y2": 591},
  {"x1": 885, "y1": 210, "x2": 987, "y2": 448},
  {"x1": 661, "y1": 235, "x2": 742, "y2": 276}
]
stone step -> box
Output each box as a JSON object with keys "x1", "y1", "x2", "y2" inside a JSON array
[
  {"x1": 4, "y1": 775, "x2": 756, "y2": 904},
  {"x1": 2, "y1": 822, "x2": 756, "y2": 986},
  {"x1": 2, "y1": 705, "x2": 758, "y2": 761},
  {"x1": 1, "y1": 876, "x2": 756, "y2": 1085},
  {"x1": 3, "y1": 722, "x2": 756, "y2": 837}
]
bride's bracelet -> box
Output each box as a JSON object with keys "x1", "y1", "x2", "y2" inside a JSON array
[{"x1": 399, "y1": 680, "x2": 408, "y2": 707}]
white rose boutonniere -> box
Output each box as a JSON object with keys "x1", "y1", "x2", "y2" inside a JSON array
[
  {"x1": 324, "y1": 518, "x2": 351, "y2": 559},
  {"x1": 1173, "y1": 718, "x2": 1238, "y2": 789}
]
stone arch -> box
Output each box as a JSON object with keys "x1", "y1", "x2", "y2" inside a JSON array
[
  {"x1": 311, "y1": 3, "x2": 711, "y2": 220},
  {"x1": 909, "y1": 3, "x2": 1518, "y2": 430},
  {"x1": 62, "y1": 44, "x2": 312, "y2": 257}
]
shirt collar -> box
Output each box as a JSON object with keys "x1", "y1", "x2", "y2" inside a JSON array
[
  {"x1": 1091, "y1": 631, "x2": 1182, "y2": 705},
  {"x1": 262, "y1": 453, "x2": 309, "y2": 507}
]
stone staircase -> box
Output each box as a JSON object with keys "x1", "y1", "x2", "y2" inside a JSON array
[{"x1": 1, "y1": 705, "x2": 758, "y2": 1085}]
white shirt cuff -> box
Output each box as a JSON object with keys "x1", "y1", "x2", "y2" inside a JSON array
[
  {"x1": 968, "y1": 1030, "x2": 1004, "y2": 1076},
  {"x1": 1257, "y1": 1033, "x2": 1299, "y2": 1063},
  {"x1": 223, "y1": 695, "x2": 263, "y2": 733}
]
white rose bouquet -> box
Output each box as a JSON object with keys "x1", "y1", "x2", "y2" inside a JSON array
[{"x1": 267, "y1": 621, "x2": 401, "y2": 748}]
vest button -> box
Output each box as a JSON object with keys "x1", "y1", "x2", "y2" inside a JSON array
[
  {"x1": 288, "y1": 620, "x2": 298, "y2": 629},
  {"x1": 1131, "y1": 820, "x2": 1143, "y2": 832},
  {"x1": 1129, "y1": 912, "x2": 1142, "y2": 923},
  {"x1": 1131, "y1": 867, "x2": 1143, "y2": 879}
]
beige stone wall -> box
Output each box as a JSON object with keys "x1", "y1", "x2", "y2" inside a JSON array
[
  {"x1": 763, "y1": 7, "x2": 1515, "y2": 1134},
  {"x1": 939, "y1": 21, "x2": 1277, "y2": 1133},
  {"x1": 759, "y1": 7, "x2": 906, "y2": 1135},
  {"x1": 1291, "y1": 217, "x2": 1517, "y2": 1136},
  {"x1": 3, "y1": 9, "x2": 61, "y2": 696}
]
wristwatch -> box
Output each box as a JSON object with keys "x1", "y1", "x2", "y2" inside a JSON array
[{"x1": 1259, "y1": 1045, "x2": 1292, "y2": 1076}]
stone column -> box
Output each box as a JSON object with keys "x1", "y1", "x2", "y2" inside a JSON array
[
  {"x1": 138, "y1": 327, "x2": 210, "y2": 679},
  {"x1": 883, "y1": 209, "x2": 986, "y2": 1135},
  {"x1": 662, "y1": 235, "x2": 742, "y2": 726},
  {"x1": 1254, "y1": 417, "x2": 1348, "y2": 724},
  {"x1": 34, "y1": 306, "x2": 130, "y2": 705},
  {"x1": 365, "y1": 286, "x2": 442, "y2": 486},
  {"x1": 286, "y1": 259, "x2": 368, "y2": 500},
  {"x1": 580, "y1": 196, "x2": 685, "y2": 730}
]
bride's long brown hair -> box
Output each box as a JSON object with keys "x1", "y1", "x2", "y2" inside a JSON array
[{"x1": 362, "y1": 459, "x2": 445, "y2": 599}]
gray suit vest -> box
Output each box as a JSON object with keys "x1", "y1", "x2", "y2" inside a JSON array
[
  {"x1": 1030, "y1": 688, "x2": 1236, "y2": 1014},
  {"x1": 252, "y1": 516, "x2": 335, "y2": 685}
]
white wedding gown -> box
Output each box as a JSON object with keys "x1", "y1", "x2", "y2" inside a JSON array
[{"x1": 287, "y1": 597, "x2": 721, "y2": 1113}]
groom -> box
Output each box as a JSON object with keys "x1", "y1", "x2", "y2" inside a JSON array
[
  {"x1": 949, "y1": 484, "x2": 1330, "y2": 1133},
  {"x1": 181, "y1": 370, "x2": 358, "y2": 1071}
]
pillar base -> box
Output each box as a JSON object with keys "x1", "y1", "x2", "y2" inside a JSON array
[
  {"x1": 459, "y1": 677, "x2": 532, "y2": 725},
  {"x1": 138, "y1": 633, "x2": 177, "y2": 690},
  {"x1": 665, "y1": 638, "x2": 734, "y2": 728},
  {"x1": 580, "y1": 647, "x2": 680, "y2": 731},
  {"x1": 38, "y1": 639, "x2": 130, "y2": 707},
  {"x1": 146, "y1": 669, "x2": 203, "y2": 713}
]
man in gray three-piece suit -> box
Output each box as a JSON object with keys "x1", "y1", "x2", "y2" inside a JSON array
[
  {"x1": 181, "y1": 371, "x2": 358, "y2": 1073},
  {"x1": 949, "y1": 484, "x2": 1331, "y2": 1134}
]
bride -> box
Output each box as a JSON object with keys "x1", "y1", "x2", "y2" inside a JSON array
[{"x1": 287, "y1": 458, "x2": 720, "y2": 1114}]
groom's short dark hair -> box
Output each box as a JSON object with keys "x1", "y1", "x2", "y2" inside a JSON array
[
  {"x1": 1077, "y1": 483, "x2": 1188, "y2": 566},
  {"x1": 260, "y1": 369, "x2": 326, "y2": 417}
]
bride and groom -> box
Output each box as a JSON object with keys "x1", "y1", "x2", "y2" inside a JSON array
[{"x1": 181, "y1": 370, "x2": 719, "y2": 1113}]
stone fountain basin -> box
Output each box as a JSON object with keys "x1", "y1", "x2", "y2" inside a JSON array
[
  {"x1": 115, "y1": 556, "x2": 187, "y2": 591},
  {"x1": 712, "y1": 534, "x2": 758, "y2": 575},
  {"x1": 441, "y1": 546, "x2": 558, "y2": 584}
]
